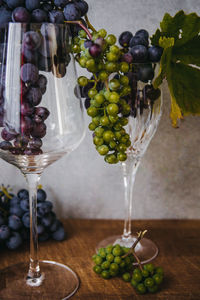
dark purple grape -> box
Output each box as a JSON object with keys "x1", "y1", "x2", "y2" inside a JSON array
[
  {"x1": 34, "y1": 107, "x2": 50, "y2": 122},
  {"x1": 0, "y1": 224, "x2": 10, "y2": 240},
  {"x1": 20, "y1": 198, "x2": 29, "y2": 211},
  {"x1": 25, "y1": 0, "x2": 40, "y2": 11},
  {"x1": 12, "y1": 7, "x2": 31, "y2": 23},
  {"x1": 50, "y1": 219, "x2": 62, "y2": 232},
  {"x1": 37, "y1": 74, "x2": 47, "y2": 95},
  {"x1": 0, "y1": 8, "x2": 12, "y2": 27},
  {"x1": 129, "y1": 35, "x2": 149, "y2": 48},
  {"x1": 49, "y1": 10, "x2": 64, "y2": 23},
  {"x1": 29, "y1": 137, "x2": 42, "y2": 149},
  {"x1": 23, "y1": 31, "x2": 41, "y2": 51},
  {"x1": 119, "y1": 31, "x2": 133, "y2": 47},
  {"x1": 21, "y1": 82, "x2": 29, "y2": 96},
  {"x1": 94, "y1": 37, "x2": 106, "y2": 49},
  {"x1": 22, "y1": 212, "x2": 30, "y2": 228},
  {"x1": 10, "y1": 195, "x2": 20, "y2": 205},
  {"x1": 8, "y1": 215, "x2": 22, "y2": 230},
  {"x1": 1, "y1": 128, "x2": 16, "y2": 141},
  {"x1": 13, "y1": 135, "x2": 29, "y2": 148},
  {"x1": 0, "y1": 141, "x2": 12, "y2": 150},
  {"x1": 138, "y1": 64, "x2": 154, "y2": 83},
  {"x1": 121, "y1": 52, "x2": 133, "y2": 64},
  {"x1": 52, "y1": 226, "x2": 65, "y2": 241},
  {"x1": 37, "y1": 223, "x2": 45, "y2": 235},
  {"x1": 135, "y1": 29, "x2": 149, "y2": 41},
  {"x1": 41, "y1": 213, "x2": 54, "y2": 227},
  {"x1": 21, "y1": 102, "x2": 34, "y2": 116},
  {"x1": 37, "y1": 188, "x2": 46, "y2": 202},
  {"x1": 148, "y1": 46, "x2": 163, "y2": 62},
  {"x1": 130, "y1": 45, "x2": 148, "y2": 63},
  {"x1": 9, "y1": 204, "x2": 24, "y2": 217},
  {"x1": 17, "y1": 188, "x2": 29, "y2": 199},
  {"x1": 63, "y1": 3, "x2": 81, "y2": 21},
  {"x1": 38, "y1": 230, "x2": 49, "y2": 242},
  {"x1": 143, "y1": 84, "x2": 161, "y2": 100},
  {"x1": 26, "y1": 87, "x2": 42, "y2": 106},
  {"x1": 84, "y1": 39, "x2": 93, "y2": 49},
  {"x1": 20, "y1": 116, "x2": 33, "y2": 135},
  {"x1": 84, "y1": 98, "x2": 90, "y2": 109},
  {"x1": 21, "y1": 63, "x2": 39, "y2": 84},
  {"x1": 23, "y1": 47, "x2": 38, "y2": 64},
  {"x1": 41, "y1": 2, "x2": 53, "y2": 13},
  {"x1": 75, "y1": 0, "x2": 88, "y2": 16},
  {"x1": 31, "y1": 122, "x2": 46, "y2": 138},
  {"x1": 37, "y1": 201, "x2": 52, "y2": 217},
  {"x1": 6, "y1": 231, "x2": 22, "y2": 249},
  {"x1": 6, "y1": 0, "x2": 25, "y2": 9},
  {"x1": 54, "y1": 0, "x2": 69, "y2": 8},
  {"x1": 89, "y1": 44, "x2": 101, "y2": 58},
  {"x1": 31, "y1": 9, "x2": 48, "y2": 23}
]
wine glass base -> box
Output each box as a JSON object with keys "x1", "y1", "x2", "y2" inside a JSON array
[
  {"x1": 96, "y1": 235, "x2": 158, "y2": 265},
  {"x1": 0, "y1": 260, "x2": 79, "y2": 300}
]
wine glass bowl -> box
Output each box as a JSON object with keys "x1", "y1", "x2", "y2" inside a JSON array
[
  {"x1": 97, "y1": 62, "x2": 162, "y2": 264},
  {"x1": 0, "y1": 22, "x2": 84, "y2": 299}
]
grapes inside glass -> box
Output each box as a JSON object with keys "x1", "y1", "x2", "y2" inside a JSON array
[
  {"x1": 97, "y1": 63, "x2": 162, "y2": 264},
  {"x1": 0, "y1": 23, "x2": 85, "y2": 299}
]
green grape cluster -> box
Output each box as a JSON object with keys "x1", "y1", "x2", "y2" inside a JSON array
[
  {"x1": 131, "y1": 263, "x2": 164, "y2": 294},
  {"x1": 92, "y1": 244, "x2": 134, "y2": 279},
  {"x1": 72, "y1": 29, "x2": 132, "y2": 164}
]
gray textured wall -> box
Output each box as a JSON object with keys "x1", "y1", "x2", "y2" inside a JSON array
[{"x1": 1, "y1": 0, "x2": 200, "y2": 219}]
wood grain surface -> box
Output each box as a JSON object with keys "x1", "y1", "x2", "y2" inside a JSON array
[{"x1": 0, "y1": 219, "x2": 200, "y2": 300}]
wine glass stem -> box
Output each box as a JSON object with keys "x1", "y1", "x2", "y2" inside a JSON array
[
  {"x1": 122, "y1": 154, "x2": 140, "y2": 240},
  {"x1": 25, "y1": 173, "x2": 42, "y2": 285}
]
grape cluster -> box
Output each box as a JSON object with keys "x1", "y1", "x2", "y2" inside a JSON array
[
  {"x1": 0, "y1": 0, "x2": 89, "y2": 155},
  {"x1": 0, "y1": 185, "x2": 65, "y2": 250},
  {"x1": 74, "y1": 27, "x2": 162, "y2": 164},
  {"x1": 92, "y1": 244, "x2": 134, "y2": 279},
  {"x1": 130, "y1": 263, "x2": 164, "y2": 294}
]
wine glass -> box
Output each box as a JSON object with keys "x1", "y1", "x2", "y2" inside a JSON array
[
  {"x1": 97, "y1": 63, "x2": 162, "y2": 264},
  {"x1": 0, "y1": 22, "x2": 85, "y2": 299}
]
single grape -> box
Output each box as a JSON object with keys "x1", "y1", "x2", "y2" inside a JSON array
[
  {"x1": 6, "y1": 231, "x2": 22, "y2": 249},
  {"x1": 23, "y1": 31, "x2": 41, "y2": 51},
  {"x1": 0, "y1": 224, "x2": 10, "y2": 240},
  {"x1": 75, "y1": 0, "x2": 89, "y2": 16},
  {"x1": 130, "y1": 45, "x2": 148, "y2": 63},
  {"x1": 129, "y1": 35, "x2": 149, "y2": 48},
  {"x1": 137, "y1": 283, "x2": 147, "y2": 294},
  {"x1": 122, "y1": 272, "x2": 131, "y2": 282},
  {"x1": 148, "y1": 46, "x2": 163, "y2": 62},
  {"x1": 21, "y1": 63, "x2": 39, "y2": 84},
  {"x1": 119, "y1": 31, "x2": 133, "y2": 47},
  {"x1": 25, "y1": 0, "x2": 40, "y2": 11},
  {"x1": 20, "y1": 198, "x2": 29, "y2": 212},
  {"x1": 63, "y1": 3, "x2": 81, "y2": 21},
  {"x1": 49, "y1": 10, "x2": 65, "y2": 24},
  {"x1": 31, "y1": 9, "x2": 48, "y2": 23},
  {"x1": 54, "y1": 0, "x2": 69, "y2": 8},
  {"x1": 8, "y1": 215, "x2": 22, "y2": 230},
  {"x1": 12, "y1": 7, "x2": 31, "y2": 23},
  {"x1": 1, "y1": 128, "x2": 16, "y2": 142},
  {"x1": 135, "y1": 29, "x2": 149, "y2": 41},
  {"x1": 31, "y1": 122, "x2": 46, "y2": 139},
  {"x1": 89, "y1": 44, "x2": 102, "y2": 58}
]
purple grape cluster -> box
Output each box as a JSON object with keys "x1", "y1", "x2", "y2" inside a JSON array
[{"x1": 0, "y1": 186, "x2": 65, "y2": 250}]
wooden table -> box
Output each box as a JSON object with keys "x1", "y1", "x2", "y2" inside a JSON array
[{"x1": 0, "y1": 219, "x2": 200, "y2": 300}]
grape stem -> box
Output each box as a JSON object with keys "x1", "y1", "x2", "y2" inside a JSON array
[
  {"x1": 105, "y1": 80, "x2": 109, "y2": 91},
  {"x1": 64, "y1": 21, "x2": 93, "y2": 40},
  {"x1": 85, "y1": 14, "x2": 97, "y2": 33},
  {"x1": 122, "y1": 230, "x2": 147, "y2": 270}
]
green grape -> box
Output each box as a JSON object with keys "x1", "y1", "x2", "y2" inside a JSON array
[
  {"x1": 101, "y1": 270, "x2": 110, "y2": 279},
  {"x1": 105, "y1": 62, "x2": 118, "y2": 73},
  {"x1": 105, "y1": 245, "x2": 113, "y2": 254},
  {"x1": 110, "y1": 263, "x2": 119, "y2": 272},
  {"x1": 109, "y1": 140, "x2": 117, "y2": 149},
  {"x1": 114, "y1": 256, "x2": 122, "y2": 264},
  {"x1": 119, "y1": 117, "x2": 128, "y2": 126},
  {"x1": 78, "y1": 76, "x2": 89, "y2": 87},
  {"x1": 98, "y1": 248, "x2": 107, "y2": 258},
  {"x1": 93, "y1": 265, "x2": 102, "y2": 274},
  {"x1": 103, "y1": 130, "x2": 115, "y2": 143},
  {"x1": 100, "y1": 116, "x2": 110, "y2": 126},
  {"x1": 92, "y1": 116, "x2": 100, "y2": 126},
  {"x1": 105, "y1": 153, "x2": 118, "y2": 164},
  {"x1": 115, "y1": 131, "x2": 122, "y2": 140},
  {"x1": 137, "y1": 283, "x2": 147, "y2": 294},
  {"x1": 72, "y1": 44, "x2": 81, "y2": 53},
  {"x1": 106, "y1": 34, "x2": 117, "y2": 45},
  {"x1": 93, "y1": 136, "x2": 104, "y2": 146},
  {"x1": 92, "y1": 254, "x2": 97, "y2": 262},
  {"x1": 153, "y1": 274, "x2": 163, "y2": 285},
  {"x1": 117, "y1": 143, "x2": 127, "y2": 152},
  {"x1": 120, "y1": 86, "x2": 132, "y2": 96},
  {"x1": 133, "y1": 268, "x2": 142, "y2": 275},
  {"x1": 155, "y1": 267, "x2": 164, "y2": 275},
  {"x1": 79, "y1": 56, "x2": 87, "y2": 67},
  {"x1": 124, "y1": 256, "x2": 131, "y2": 266},
  {"x1": 98, "y1": 28, "x2": 107, "y2": 38},
  {"x1": 73, "y1": 36, "x2": 80, "y2": 44},
  {"x1": 78, "y1": 29, "x2": 87, "y2": 38},
  {"x1": 114, "y1": 123, "x2": 122, "y2": 131},
  {"x1": 109, "y1": 115, "x2": 118, "y2": 123},
  {"x1": 86, "y1": 58, "x2": 95, "y2": 70},
  {"x1": 88, "y1": 88, "x2": 98, "y2": 98},
  {"x1": 101, "y1": 261, "x2": 110, "y2": 270},
  {"x1": 97, "y1": 145, "x2": 109, "y2": 155},
  {"x1": 104, "y1": 90, "x2": 111, "y2": 100},
  {"x1": 142, "y1": 269, "x2": 149, "y2": 278},
  {"x1": 131, "y1": 278, "x2": 138, "y2": 287},
  {"x1": 122, "y1": 272, "x2": 131, "y2": 282},
  {"x1": 95, "y1": 93, "x2": 105, "y2": 105},
  {"x1": 95, "y1": 127, "x2": 104, "y2": 137},
  {"x1": 106, "y1": 103, "x2": 119, "y2": 116},
  {"x1": 119, "y1": 260, "x2": 126, "y2": 269},
  {"x1": 95, "y1": 256, "x2": 103, "y2": 265},
  {"x1": 117, "y1": 152, "x2": 127, "y2": 161},
  {"x1": 119, "y1": 62, "x2": 129, "y2": 73},
  {"x1": 132, "y1": 272, "x2": 142, "y2": 283},
  {"x1": 87, "y1": 107, "x2": 98, "y2": 117},
  {"x1": 109, "y1": 270, "x2": 118, "y2": 277},
  {"x1": 84, "y1": 48, "x2": 92, "y2": 59},
  {"x1": 106, "y1": 254, "x2": 114, "y2": 262},
  {"x1": 144, "y1": 277, "x2": 155, "y2": 288},
  {"x1": 110, "y1": 45, "x2": 120, "y2": 55},
  {"x1": 106, "y1": 52, "x2": 119, "y2": 62},
  {"x1": 90, "y1": 99, "x2": 101, "y2": 108},
  {"x1": 88, "y1": 122, "x2": 97, "y2": 131},
  {"x1": 97, "y1": 62, "x2": 105, "y2": 71},
  {"x1": 144, "y1": 263, "x2": 155, "y2": 274},
  {"x1": 98, "y1": 70, "x2": 109, "y2": 81},
  {"x1": 119, "y1": 75, "x2": 129, "y2": 86},
  {"x1": 121, "y1": 104, "x2": 131, "y2": 115},
  {"x1": 112, "y1": 246, "x2": 122, "y2": 256},
  {"x1": 109, "y1": 79, "x2": 121, "y2": 91}
]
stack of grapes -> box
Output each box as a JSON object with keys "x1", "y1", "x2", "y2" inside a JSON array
[
  {"x1": 73, "y1": 27, "x2": 163, "y2": 163},
  {"x1": 0, "y1": 0, "x2": 89, "y2": 155},
  {"x1": 0, "y1": 186, "x2": 65, "y2": 250}
]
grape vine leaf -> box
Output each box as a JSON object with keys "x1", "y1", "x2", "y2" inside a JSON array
[{"x1": 151, "y1": 10, "x2": 200, "y2": 127}]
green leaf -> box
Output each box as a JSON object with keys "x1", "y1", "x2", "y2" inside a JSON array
[
  {"x1": 172, "y1": 35, "x2": 200, "y2": 67},
  {"x1": 160, "y1": 11, "x2": 185, "y2": 41},
  {"x1": 150, "y1": 29, "x2": 162, "y2": 46}
]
